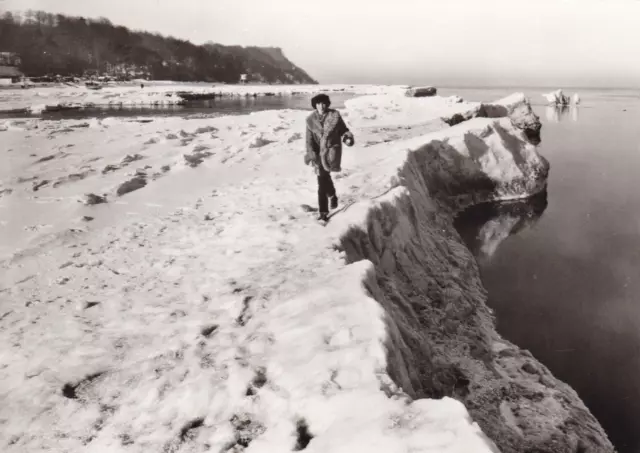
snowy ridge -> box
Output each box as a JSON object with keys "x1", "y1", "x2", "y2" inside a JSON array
[
  {"x1": 0, "y1": 93, "x2": 613, "y2": 452},
  {"x1": 329, "y1": 118, "x2": 613, "y2": 453},
  {"x1": 343, "y1": 93, "x2": 476, "y2": 129}
]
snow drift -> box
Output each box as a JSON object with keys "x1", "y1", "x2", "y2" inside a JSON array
[{"x1": 345, "y1": 92, "x2": 542, "y2": 145}]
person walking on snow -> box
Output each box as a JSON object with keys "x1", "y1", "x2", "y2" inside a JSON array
[{"x1": 304, "y1": 94, "x2": 355, "y2": 222}]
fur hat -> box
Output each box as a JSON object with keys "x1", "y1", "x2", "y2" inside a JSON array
[{"x1": 311, "y1": 93, "x2": 331, "y2": 109}]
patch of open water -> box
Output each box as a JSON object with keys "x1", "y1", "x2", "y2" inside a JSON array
[
  {"x1": 0, "y1": 91, "x2": 359, "y2": 120},
  {"x1": 454, "y1": 89, "x2": 640, "y2": 452}
]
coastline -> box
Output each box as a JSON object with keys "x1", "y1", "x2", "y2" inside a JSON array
[
  {"x1": 0, "y1": 83, "x2": 408, "y2": 115},
  {"x1": 0, "y1": 86, "x2": 614, "y2": 452}
]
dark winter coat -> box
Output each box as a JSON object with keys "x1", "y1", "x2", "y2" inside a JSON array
[{"x1": 305, "y1": 109, "x2": 354, "y2": 172}]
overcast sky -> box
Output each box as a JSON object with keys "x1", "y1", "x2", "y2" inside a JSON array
[{"x1": 3, "y1": 0, "x2": 640, "y2": 87}]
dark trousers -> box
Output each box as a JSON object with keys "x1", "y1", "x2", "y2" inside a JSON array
[{"x1": 317, "y1": 166, "x2": 336, "y2": 214}]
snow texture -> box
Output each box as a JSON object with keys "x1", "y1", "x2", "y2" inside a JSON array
[{"x1": 0, "y1": 88, "x2": 613, "y2": 453}]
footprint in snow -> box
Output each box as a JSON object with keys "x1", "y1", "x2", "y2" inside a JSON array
[{"x1": 248, "y1": 136, "x2": 275, "y2": 148}]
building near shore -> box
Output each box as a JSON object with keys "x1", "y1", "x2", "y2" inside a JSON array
[
  {"x1": 0, "y1": 65, "x2": 23, "y2": 85},
  {"x1": 0, "y1": 52, "x2": 21, "y2": 66},
  {"x1": 0, "y1": 52, "x2": 23, "y2": 85}
]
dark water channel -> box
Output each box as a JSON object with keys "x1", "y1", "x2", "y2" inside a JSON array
[
  {"x1": 454, "y1": 89, "x2": 640, "y2": 452},
  {"x1": 0, "y1": 91, "x2": 358, "y2": 120}
]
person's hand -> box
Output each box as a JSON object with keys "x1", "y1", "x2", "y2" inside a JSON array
[
  {"x1": 304, "y1": 152, "x2": 317, "y2": 166},
  {"x1": 343, "y1": 134, "x2": 355, "y2": 147}
]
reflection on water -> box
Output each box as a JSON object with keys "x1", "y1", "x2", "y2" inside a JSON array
[
  {"x1": 452, "y1": 97, "x2": 640, "y2": 453},
  {"x1": 545, "y1": 105, "x2": 579, "y2": 123},
  {"x1": 454, "y1": 191, "x2": 548, "y2": 264}
]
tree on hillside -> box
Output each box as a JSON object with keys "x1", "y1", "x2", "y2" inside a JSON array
[{"x1": 0, "y1": 10, "x2": 317, "y2": 83}]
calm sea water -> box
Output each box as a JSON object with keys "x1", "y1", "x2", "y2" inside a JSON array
[{"x1": 452, "y1": 87, "x2": 640, "y2": 453}]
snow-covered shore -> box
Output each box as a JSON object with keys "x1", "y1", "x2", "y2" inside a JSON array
[{"x1": 0, "y1": 88, "x2": 613, "y2": 452}]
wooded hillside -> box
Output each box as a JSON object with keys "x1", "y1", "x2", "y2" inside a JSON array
[{"x1": 0, "y1": 10, "x2": 317, "y2": 83}]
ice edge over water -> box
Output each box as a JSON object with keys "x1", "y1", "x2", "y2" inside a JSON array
[
  {"x1": 317, "y1": 95, "x2": 613, "y2": 452},
  {"x1": 0, "y1": 89, "x2": 614, "y2": 453}
]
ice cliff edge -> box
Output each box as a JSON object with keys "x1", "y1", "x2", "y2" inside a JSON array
[{"x1": 322, "y1": 95, "x2": 614, "y2": 452}]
